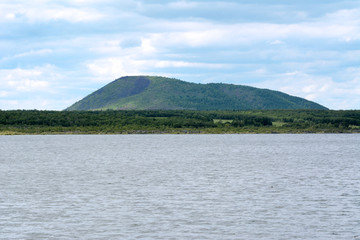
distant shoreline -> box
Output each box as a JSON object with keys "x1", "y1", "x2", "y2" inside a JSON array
[
  {"x1": 0, "y1": 130, "x2": 360, "y2": 136},
  {"x1": 1, "y1": 109, "x2": 359, "y2": 135}
]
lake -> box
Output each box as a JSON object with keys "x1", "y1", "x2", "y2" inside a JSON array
[{"x1": 0, "y1": 134, "x2": 359, "y2": 239}]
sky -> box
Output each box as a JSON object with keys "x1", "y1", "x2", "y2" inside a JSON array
[{"x1": 1, "y1": 0, "x2": 360, "y2": 110}]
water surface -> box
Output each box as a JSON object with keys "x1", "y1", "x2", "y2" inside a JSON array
[{"x1": 1, "y1": 134, "x2": 359, "y2": 239}]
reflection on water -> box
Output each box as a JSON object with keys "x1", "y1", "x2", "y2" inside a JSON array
[{"x1": 1, "y1": 134, "x2": 359, "y2": 239}]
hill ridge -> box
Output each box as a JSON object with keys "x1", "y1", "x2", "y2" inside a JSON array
[{"x1": 66, "y1": 76, "x2": 327, "y2": 110}]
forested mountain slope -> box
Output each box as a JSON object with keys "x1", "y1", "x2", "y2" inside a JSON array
[{"x1": 66, "y1": 76, "x2": 327, "y2": 110}]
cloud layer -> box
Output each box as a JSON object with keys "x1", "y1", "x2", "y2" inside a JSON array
[{"x1": 1, "y1": 0, "x2": 360, "y2": 110}]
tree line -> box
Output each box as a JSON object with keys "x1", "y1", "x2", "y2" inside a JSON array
[{"x1": 0, "y1": 109, "x2": 359, "y2": 134}]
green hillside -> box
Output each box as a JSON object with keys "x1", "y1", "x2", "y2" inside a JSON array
[{"x1": 66, "y1": 76, "x2": 327, "y2": 111}]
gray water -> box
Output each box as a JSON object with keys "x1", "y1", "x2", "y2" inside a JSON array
[{"x1": 0, "y1": 134, "x2": 359, "y2": 240}]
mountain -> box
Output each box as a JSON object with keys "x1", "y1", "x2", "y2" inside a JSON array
[{"x1": 66, "y1": 76, "x2": 327, "y2": 110}]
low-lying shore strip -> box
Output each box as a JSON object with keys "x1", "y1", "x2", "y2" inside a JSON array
[
  {"x1": 1, "y1": 127, "x2": 359, "y2": 135},
  {"x1": 1, "y1": 109, "x2": 359, "y2": 135}
]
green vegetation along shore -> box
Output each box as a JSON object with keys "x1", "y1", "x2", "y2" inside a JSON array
[{"x1": 1, "y1": 110, "x2": 359, "y2": 135}]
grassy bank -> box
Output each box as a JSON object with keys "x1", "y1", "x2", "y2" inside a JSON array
[{"x1": 1, "y1": 109, "x2": 359, "y2": 135}]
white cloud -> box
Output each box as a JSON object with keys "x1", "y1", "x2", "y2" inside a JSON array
[
  {"x1": 153, "y1": 60, "x2": 227, "y2": 69},
  {"x1": 36, "y1": 7, "x2": 103, "y2": 22},
  {"x1": 13, "y1": 49, "x2": 53, "y2": 58},
  {"x1": 140, "y1": 38, "x2": 158, "y2": 55},
  {"x1": 0, "y1": 49, "x2": 55, "y2": 63},
  {"x1": 323, "y1": 8, "x2": 360, "y2": 24},
  {"x1": 0, "y1": 97, "x2": 72, "y2": 110},
  {"x1": 0, "y1": 91, "x2": 9, "y2": 97},
  {"x1": 0, "y1": 65, "x2": 60, "y2": 92},
  {"x1": 8, "y1": 79, "x2": 50, "y2": 92},
  {"x1": 0, "y1": 100, "x2": 19, "y2": 109},
  {"x1": 68, "y1": 0, "x2": 115, "y2": 4},
  {"x1": 86, "y1": 56, "x2": 228, "y2": 82},
  {"x1": 86, "y1": 57, "x2": 143, "y2": 82},
  {"x1": 0, "y1": 2, "x2": 103, "y2": 23},
  {"x1": 168, "y1": 1, "x2": 199, "y2": 9},
  {"x1": 0, "y1": 65, "x2": 87, "y2": 110},
  {"x1": 270, "y1": 40, "x2": 284, "y2": 45},
  {"x1": 136, "y1": 16, "x2": 360, "y2": 51},
  {"x1": 253, "y1": 71, "x2": 360, "y2": 110}
]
